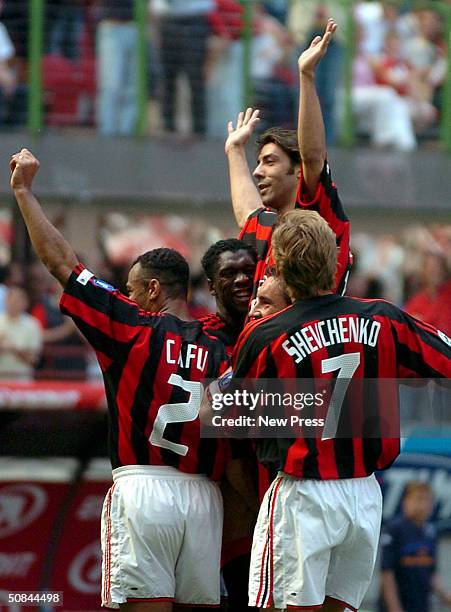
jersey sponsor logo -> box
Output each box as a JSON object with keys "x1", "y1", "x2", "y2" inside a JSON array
[
  {"x1": 282, "y1": 316, "x2": 381, "y2": 364},
  {"x1": 93, "y1": 279, "x2": 116, "y2": 292},
  {"x1": 0, "y1": 483, "x2": 47, "y2": 537},
  {"x1": 218, "y1": 370, "x2": 233, "y2": 392},
  {"x1": 76, "y1": 269, "x2": 95, "y2": 285},
  {"x1": 68, "y1": 540, "x2": 102, "y2": 594}
]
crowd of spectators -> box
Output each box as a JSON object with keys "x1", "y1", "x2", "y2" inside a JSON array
[
  {"x1": 0, "y1": 0, "x2": 447, "y2": 146},
  {"x1": 0, "y1": 216, "x2": 449, "y2": 381}
]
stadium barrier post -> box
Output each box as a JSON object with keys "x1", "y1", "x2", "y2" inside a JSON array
[
  {"x1": 28, "y1": 0, "x2": 44, "y2": 135},
  {"x1": 134, "y1": 0, "x2": 148, "y2": 137},
  {"x1": 340, "y1": 0, "x2": 355, "y2": 148},
  {"x1": 241, "y1": 0, "x2": 254, "y2": 109}
]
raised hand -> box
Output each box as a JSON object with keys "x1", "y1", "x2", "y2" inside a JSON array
[
  {"x1": 10, "y1": 149, "x2": 40, "y2": 191},
  {"x1": 298, "y1": 18, "x2": 338, "y2": 77},
  {"x1": 225, "y1": 108, "x2": 260, "y2": 154}
]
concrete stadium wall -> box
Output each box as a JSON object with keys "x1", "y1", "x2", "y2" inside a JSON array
[{"x1": 1, "y1": 131, "x2": 450, "y2": 213}]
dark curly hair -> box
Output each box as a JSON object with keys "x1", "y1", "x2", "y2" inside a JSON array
[
  {"x1": 201, "y1": 239, "x2": 257, "y2": 281},
  {"x1": 133, "y1": 248, "x2": 189, "y2": 299}
]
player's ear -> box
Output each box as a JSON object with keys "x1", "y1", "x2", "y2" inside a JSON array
[
  {"x1": 296, "y1": 164, "x2": 301, "y2": 180},
  {"x1": 147, "y1": 278, "x2": 161, "y2": 300},
  {"x1": 207, "y1": 278, "x2": 216, "y2": 296}
]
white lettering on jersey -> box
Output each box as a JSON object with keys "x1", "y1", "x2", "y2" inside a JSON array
[
  {"x1": 165, "y1": 340, "x2": 209, "y2": 372},
  {"x1": 282, "y1": 317, "x2": 382, "y2": 364}
]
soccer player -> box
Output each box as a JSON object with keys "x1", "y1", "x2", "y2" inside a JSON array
[
  {"x1": 229, "y1": 210, "x2": 451, "y2": 612},
  {"x1": 199, "y1": 239, "x2": 260, "y2": 612},
  {"x1": 10, "y1": 149, "x2": 231, "y2": 612},
  {"x1": 225, "y1": 19, "x2": 351, "y2": 300},
  {"x1": 200, "y1": 238, "x2": 257, "y2": 356},
  {"x1": 248, "y1": 276, "x2": 291, "y2": 321}
]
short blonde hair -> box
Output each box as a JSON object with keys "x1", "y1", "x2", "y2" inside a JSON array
[{"x1": 272, "y1": 210, "x2": 337, "y2": 299}]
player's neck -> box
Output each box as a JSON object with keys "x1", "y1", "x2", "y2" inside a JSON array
[
  {"x1": 159, "y1": 298, "x2": 195, "y2": 322},
  {"x1": 294, "y1": 290, "x2": 333, "y2": 301},
  {"x1": 277, "y1": 197, "x2": 297, "y2": 217},
  {"x1": 216, "y1": 304, "x2": 246, "y2": 329}
]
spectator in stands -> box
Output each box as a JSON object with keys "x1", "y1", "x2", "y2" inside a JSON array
[
  {"x1": 251, "y1": 2, "x2": 297, "y2": 132},
  {"x1": 155, "y1": 0, "x2": 214, "y2": 135},
  {"x1": 206, "y1": 0, "x2": 245, "y2": 137},
  {"x1": 351, "y1": 26, "x2": 416, "y2": 151},
  {"x1": 404, "y1": 8, "x2": 447, "y2": 121},
  {"x1": 0, "y1": 286, "x2": 42, "y2": 380},
  {"x1": 46, "y1": 0, "x2": 85, "y2": 60},
  {"x1": 380, "y1": 481, "x2": 451, "y2": 612},
  {"x1": 404, "y1": 246, "x2": 451, "y2": 336},
  {"x1": 95, "y1": 0, "x2": 138, "y2": 136},
  {"x1": 261, "y1": 0, "x2": 288, "y2": 25},
  {"x1": 28, "y1": 262, "x2": 87, "y2": 380},
  {"x1": 0, "y1": 1, "x2": 25, "y2": 126},
  {"x1": 373, "y1": 30, "x2": 437, "y2": 133}
]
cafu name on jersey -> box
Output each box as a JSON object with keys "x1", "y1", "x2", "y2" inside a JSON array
[{"x1": 166, "y1": 339, "x2": 208, "y2": 371}]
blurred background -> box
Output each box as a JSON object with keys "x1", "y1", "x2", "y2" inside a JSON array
[{"x1": 0, "y1": 0, "x2": 450, "y2": 610}]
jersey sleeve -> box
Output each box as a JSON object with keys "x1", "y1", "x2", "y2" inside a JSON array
[
  {"x1": 231, "y1": 319, "x2": 268, "y2": 379},
  {"x1": 391, "y1": 308, "x2": 451, "y2": 378},
  {"x1": 59, "y1": 263, "x2": 143, "y2": 360},
  {"x1": 296, "y1": 160, "x2": 351, "y2": 295},
  {"x1": 238, "y1": 207, "x2": 277, "y2": 261}
]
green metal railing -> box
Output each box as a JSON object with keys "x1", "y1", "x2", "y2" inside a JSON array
[
  {"x1": 27, "y1": 0, "x2": 43, "y2": 134},
  {"x1": 27, "y1": 0, "x2": 451, "y2": 150}
]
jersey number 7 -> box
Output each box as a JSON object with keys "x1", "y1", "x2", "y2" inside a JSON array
[{"x1": 321, "y1": 352, "x2": 361, "y2": 441}]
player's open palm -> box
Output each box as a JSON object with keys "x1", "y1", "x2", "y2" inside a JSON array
[
  {"x1": 225, "y1": 108, "x2": 260, "y2": 154},
  {"x1": 10, "y1": 149, "x2": 40, "y2": 190},
  {"x1": 298, "y1": 18, "x2": 337, "y2": 77}
]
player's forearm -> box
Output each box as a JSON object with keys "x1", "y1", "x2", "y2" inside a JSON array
[
  {"x1": 227, "y1": 146, "x2": 262, "y2": 228},
  {"x1": 381, "y1": 571, "x2": 404, "y2": 612},
  {"x1": 13, "y1": 187, "x2": 77, "y2": 287},
  {"x1": 298, "y1": 72, "x2": 327, "y2": 198}
]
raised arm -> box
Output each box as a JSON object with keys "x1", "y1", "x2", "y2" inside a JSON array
[
  {"x1": 298, "y1": 19, "x2": 337, "y2": 198},
  {"x1": 10, "y1": 149, "x2": 78, "y2": 287},
  {"x1": 225, "y1": 108, "x2": 262, "y2": 228}
]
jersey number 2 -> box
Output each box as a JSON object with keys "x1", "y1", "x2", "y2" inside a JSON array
[
  {"x1": 149, "y1": 373, "x2": 203, "y2": 456},
  {"x1": 321, "y1": 352, "x2": 360, "y2": 441}
]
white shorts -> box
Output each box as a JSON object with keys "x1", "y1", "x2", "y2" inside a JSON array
[
  {"x1": 249, "y1": 473, "x2": 382, "y2": 611},
  {"x1": 101, "y1": 465, "x2": 223, "y2": 608}
]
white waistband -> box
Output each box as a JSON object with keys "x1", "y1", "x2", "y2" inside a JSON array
[
  {"x1": 112, "y1": 465, "x2": 208, "y2": 481},
  {"x1": 278, "y1": 471, "x2": 376, "y2": 483}
]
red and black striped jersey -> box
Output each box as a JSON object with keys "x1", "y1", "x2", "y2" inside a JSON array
[
  {"x1": 231, "y1": 294, "x2": 451, "y2": 480},
  {"x1": 200, "y1": 313, "x2": 243, "y2": 357},
  {"x1": 60, "y1": 264, "x2": 230, "y2": 479},
  {"x1": 238, "y1": 161, "x2": 351, "y2": 299}
]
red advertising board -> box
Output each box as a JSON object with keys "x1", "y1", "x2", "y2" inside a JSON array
[
  {"x1": 0, "y1": 458, "x2": 78, "y2": 607},
  {"x1": 0, "y1": 382, "x2": 105, "y2": 411},
  {"x1": 48, "y1": 459, "x2": 112, "y2": 610}
]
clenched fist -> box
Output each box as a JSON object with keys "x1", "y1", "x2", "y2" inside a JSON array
[{"x1": 10, "y1": 149, "x2": 40, "y2": 191}]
